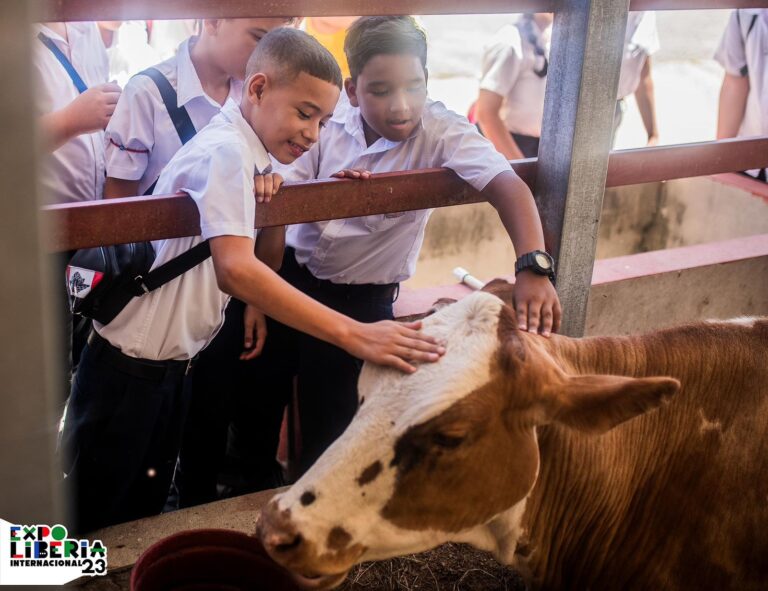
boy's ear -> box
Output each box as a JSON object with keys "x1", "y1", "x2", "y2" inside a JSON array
[
  {"x1": 247, "y1": 73, "x2": 267, "y2": 105},
  {"x1": 344, "y1": 77, "x2": 359, "y2": 108}
]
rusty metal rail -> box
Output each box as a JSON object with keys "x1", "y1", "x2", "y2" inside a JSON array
[
  {"x1": 35, "y1": 0, "x2": 767, "y2": 21},
  {"x1": 43, "y1": 137, "x2": 768, "y2": 252}
]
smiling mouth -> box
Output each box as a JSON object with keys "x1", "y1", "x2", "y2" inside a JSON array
[
  {"x1": 289, "y1": 569, "x2": 349, "y2": 590},
  {"x1": 288, "y1": 141, "x2": 309, "y2": 156},
  {"x1": 387, "y1": 120, "x2": 411, "y2": 127}
]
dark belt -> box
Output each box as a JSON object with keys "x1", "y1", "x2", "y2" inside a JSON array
[
  {"x1": 285, "y1": 248, "x2": 399, "y2": 302},
  {"x1": 86, "y1": 331, "x2": 196, "y2": 381}
]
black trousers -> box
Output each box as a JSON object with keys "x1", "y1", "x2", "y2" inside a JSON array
[
  {"x1": 230, "y1": 249, "x2": 397, "y2": 487},
  {"x1": 175, "y1": 297, "x2": 293, "y2": 507},
  {"x1": 61, "y1": 333, "x2": 195, "y2": 534},
  {"x1": 510, "y1": 132, "x2": 540, "y2": 159}
]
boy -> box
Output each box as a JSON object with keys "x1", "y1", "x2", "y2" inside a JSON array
[
  {"x1": 61, "y1": 28, "x2": 443, "y2": 534},
  {"x1": 715, "y1": 8, "x2": 768, "y2": 181},
  {"x1": 102, "y1": 17, "x2": 294, "y2": 508},
  {"x1": 232, "y1": 16, "x2": 562, "y2": 484}
]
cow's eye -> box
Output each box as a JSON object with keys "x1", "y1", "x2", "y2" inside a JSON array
[{"x1": 432, "y1": 432, "x2": 465, "y2": 449}]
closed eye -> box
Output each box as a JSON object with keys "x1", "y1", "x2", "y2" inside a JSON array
[
  {"x1": 297, "y1": 109, "x2": 310, "y2": 120},
  {"x1": 432, "y1": 432, "x2": 465, "y2": 449}
]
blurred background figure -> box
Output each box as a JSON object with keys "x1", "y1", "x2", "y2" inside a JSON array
[
  {"x1": 303, "y1": 16, "x2": 359, "y2": 79},
  {"x1": 98, "y1": 21, "x2": 160, "y2": 86},
  {"x1": 616, "y1": 11, "x2": 660, "y2": 147},
  {"x1": 715, "y1": 8, "x2": 767, "y2": 181},
  {"x1": 149, "y1": 19, "x2": 199, "y2": 60},
  {"x1": 474, "y1": 13, "x2": 553, "y2": 159}
]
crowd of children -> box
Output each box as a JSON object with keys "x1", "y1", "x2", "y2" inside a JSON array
[{"x1": 36, "y1": 9, "x2": 766, "y2": 534}]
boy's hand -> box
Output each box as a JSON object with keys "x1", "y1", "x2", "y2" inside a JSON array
[
  {"x1": 343, "y1": 320, "x2": 446, "y2": 374},
  {"x1": 241, "y1": 305, "x2": 267, "y2": 360},
  {"x1": 513, "y1": 272, "x2": 561, "y2": 337},
  {"x1": 333, "y1": 168, "x2": 372, "y2": 180},
  {"x1": 254, "y1": 172, "x2": 283, "y2": 203},
  {"x1": 67, "y1": 82, "x2": 122, "y2": 134}
]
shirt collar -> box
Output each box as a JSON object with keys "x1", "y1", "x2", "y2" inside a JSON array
[
  {"x1": 220, "y1": 99, "x2": 273, "y2": 174},
  {"x1": 332, "y1": 93, "x2": 425, "y2": 154},
  {"x1": 175, "y1": 37, "x2": 239, "y2": 109}
]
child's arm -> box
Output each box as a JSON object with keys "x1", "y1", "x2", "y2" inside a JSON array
[
  {"x1": 39, "y1": 82, "x2": 122, "y2": 152},
  {"x1": 104, "y1": 177, "x2": 140, "y2": 199},
  {"x1": 475, "y1": 89, "x2": 525, "y2": 161},
  {"x1": 482, "y1": 171, "x2": 561, "y2": 336},
  {"x1": 634, "y1": 58, "x2": 659, "y2": 146},
  {"x1": 210, "y1": 235, "x2": 445, "y2": 373}
]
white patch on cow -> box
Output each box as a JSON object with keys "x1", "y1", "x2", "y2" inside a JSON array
[
  {"x1": 697, "y1": 408, "x2": 723, "y2": 435},
  {"x1": 705, "y1": 316, "x2": 759, "y2": 327},
  {"x1": 273, "y1": 292, "x2": 509, "y2": 566}
]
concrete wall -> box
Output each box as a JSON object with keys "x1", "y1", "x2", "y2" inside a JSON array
[{"x1": 405, "y1": 175, "x2": 768, "y2": 289}]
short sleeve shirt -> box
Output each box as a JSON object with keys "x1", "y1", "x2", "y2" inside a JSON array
[
  {"x1": 96, "y1": 99, "x2": 271, "y2": 360},
  {"x1": 714, "y1": 9, "x2": 768, "y2": 139},
  {"x1": 34, "y1": 23, "x2": 109, "y2": 203},
  {"x1": 617, "y1": 12, "x2": 660, "y2": 100},
  {"x1": 105, "y1": 37, "x2": 243, "y2": 195},
  {"x1": 274, "y1": 95, "x2": 514, "y2": 285},
  {"x1": 478, "y1": 19, "x2": 551, "y2": 138}
]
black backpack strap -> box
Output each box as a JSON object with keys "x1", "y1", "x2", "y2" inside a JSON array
[
  {"x1": 131, "y1": 240, "x2": 211, "y2": 295},
  {"x1": 736, "y1": 12, "x2": 760, "y2": 77},
  {"x1": 137, "y1": 67, "x2": 198, "y2": 195},
  {"x1": 138, "y1": 67, "x2": 197, "y2": 145}
]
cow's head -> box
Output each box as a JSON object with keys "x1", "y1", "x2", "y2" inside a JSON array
[{"x1": 257, "y1": 290, "x2": 679, "y2": 588}]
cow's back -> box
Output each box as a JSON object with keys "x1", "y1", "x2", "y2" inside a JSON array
[{"x1": 524, "y1": 319, "x2": 768, "y2": 591}]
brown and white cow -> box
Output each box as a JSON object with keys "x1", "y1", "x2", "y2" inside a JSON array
[{"x1": 257, "y1": 286, "x2": 768, "y2": 590}]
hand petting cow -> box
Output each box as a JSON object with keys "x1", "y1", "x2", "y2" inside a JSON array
[{"x1": 258, "y1": 280, "x2": 768, "y2": 591}]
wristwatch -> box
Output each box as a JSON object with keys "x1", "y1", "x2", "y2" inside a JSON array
[{"x1": 515, "y1": 250, "x2": 555, "y2": 281}]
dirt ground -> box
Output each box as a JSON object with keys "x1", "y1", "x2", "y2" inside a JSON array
[{"x1": 338, "y1": 543, "x2": 526, "y2": 591}]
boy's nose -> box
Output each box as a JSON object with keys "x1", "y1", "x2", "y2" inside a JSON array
[{"x1": 303, "y1": 122, "x2": 320, "y2": 143}]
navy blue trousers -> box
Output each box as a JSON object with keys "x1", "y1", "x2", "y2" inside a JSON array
[{"x1": 61, "y1": 338, "x2": 194, "y2": 533}]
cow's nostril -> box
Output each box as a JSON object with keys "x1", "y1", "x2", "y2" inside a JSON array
[{"x1": 273, "y1": 533, "x2": 303, "y2": 553}]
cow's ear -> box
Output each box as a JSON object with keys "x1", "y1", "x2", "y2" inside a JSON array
[{"x1": 547, "y1": 374, "x2": 680, "y2": 434}]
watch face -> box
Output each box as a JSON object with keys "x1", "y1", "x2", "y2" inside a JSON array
[{"x1": 535, "y1": 253, "x2": 551, "y2": 269}]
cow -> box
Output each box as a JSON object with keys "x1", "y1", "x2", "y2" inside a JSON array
[{"x1": 257, "y1": 283, "x2": 768, "y2": 590}]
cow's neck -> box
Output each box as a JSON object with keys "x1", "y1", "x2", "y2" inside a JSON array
[{"x1": 520, "y1": 321, "x2": 766, "y2": 590}]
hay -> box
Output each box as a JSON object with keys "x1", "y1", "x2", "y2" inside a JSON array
[{"x1": 338, "y1": 543, "x2": 526, "y2": 591}]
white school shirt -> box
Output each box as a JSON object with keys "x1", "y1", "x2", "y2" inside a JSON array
[
  {"x1": 105, "y1": 37, "x2": 243, "y2": 195},
  {"x1": 33, "y1": 23, "x2": 109, "y2": 204},
  {"x1": 274, "y1": 96, "x2": 514, "y2": 285},
  {"x1": 617, "y1": 12, "x2": 660, "y2": 101},
  {"x1": 714, "y1": 9, "x2": 768, "y2": 140},
  {"x1": 478, "y1": 18, "x2": 552, "y2": 138},
  {"x1": 96, "y1": 99, "x2": 270, "y2": 360}
]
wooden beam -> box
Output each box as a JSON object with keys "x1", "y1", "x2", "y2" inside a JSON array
[
  {"x1": 41, "y1": 135, "x2": 768, "y2": 252},
  {"x1": 534, "y1": 0, "x2": 630, "y2": 337},
  {"x1": 0, "y1": 0, "x2": 62, "y2": 525},
  {"x1": 35, "y1": 0, "x2": 766, "y2": 21}
]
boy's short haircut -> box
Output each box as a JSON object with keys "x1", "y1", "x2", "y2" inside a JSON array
[
  {"x1": 245, "y1": 28, "x2": 342, "y2": 89},
  {"x1": 344, "y1": 16, "x2": 428, "y2": 80}
]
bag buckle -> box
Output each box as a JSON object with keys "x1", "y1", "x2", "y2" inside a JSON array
[{"x1": 134, "y1": 275, "x2": 150, "y2": 295}]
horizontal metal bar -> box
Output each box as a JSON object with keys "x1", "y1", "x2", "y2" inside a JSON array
[
  {"x1": 42, "y1": 137, "x2": 768, "y2": 252},
  {"x1": 36, "y1": 0, "x2": 764, "y2": 21},
  {"x1": 34, "y1": 0, "x2": 555, "y2": 22},
  {"x1": 605, "y1": 136, "x2": 768, "y2": 186}
]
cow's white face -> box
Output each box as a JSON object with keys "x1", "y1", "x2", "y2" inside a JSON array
[{"x1": 258, "y1": 293, "x2": 540, "y2": 587}]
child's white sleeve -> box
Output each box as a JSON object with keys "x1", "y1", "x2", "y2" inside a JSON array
[
  {"x1": 714, "y1": 11, "x2": 747, "y2": 77},
  {"x1": 437, "y1": 110, "x2": 514, "y2": 192},
  {"x1": 104, "y1": 76, "x2": 156, "y2": 180},
  {"x1": 479, "y1": 35, "x2": 523, "y2": 99}
]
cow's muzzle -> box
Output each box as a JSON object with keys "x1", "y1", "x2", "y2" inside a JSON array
[{"x1": 257, "y1": 498, "x2": 358, "y2": 590}]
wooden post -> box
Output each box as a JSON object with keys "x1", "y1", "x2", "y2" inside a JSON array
[
  {"x1": 0, "y1": 1, "x2": 63, "y2": 526},
  {"x1": 535, "y1": 0, "x2": 630, "y2": 336}
]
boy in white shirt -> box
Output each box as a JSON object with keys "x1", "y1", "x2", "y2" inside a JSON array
[
  {"x1": 715, "y1": 9, "x2": 768, "y2": 181},
  {"x1": 61, "y1": 28, "x2": 443, "y2": 534},
  {"x1": 230, "y1": 15, "x2": 562, "y2": 486}
]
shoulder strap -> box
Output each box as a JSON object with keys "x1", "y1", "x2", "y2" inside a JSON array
[
  {"x1": 37, "y1": 32, "x2": 88, "y2": 94},
  {"x1": 736, "y1": 12, "x2": 760, "y2": 77},
  {"x1": 138, "y1": 67, "x2": 197, "y2": 145},
  {"x1": 133, "y1": 240, "x2": 211, "y2": 295}
]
